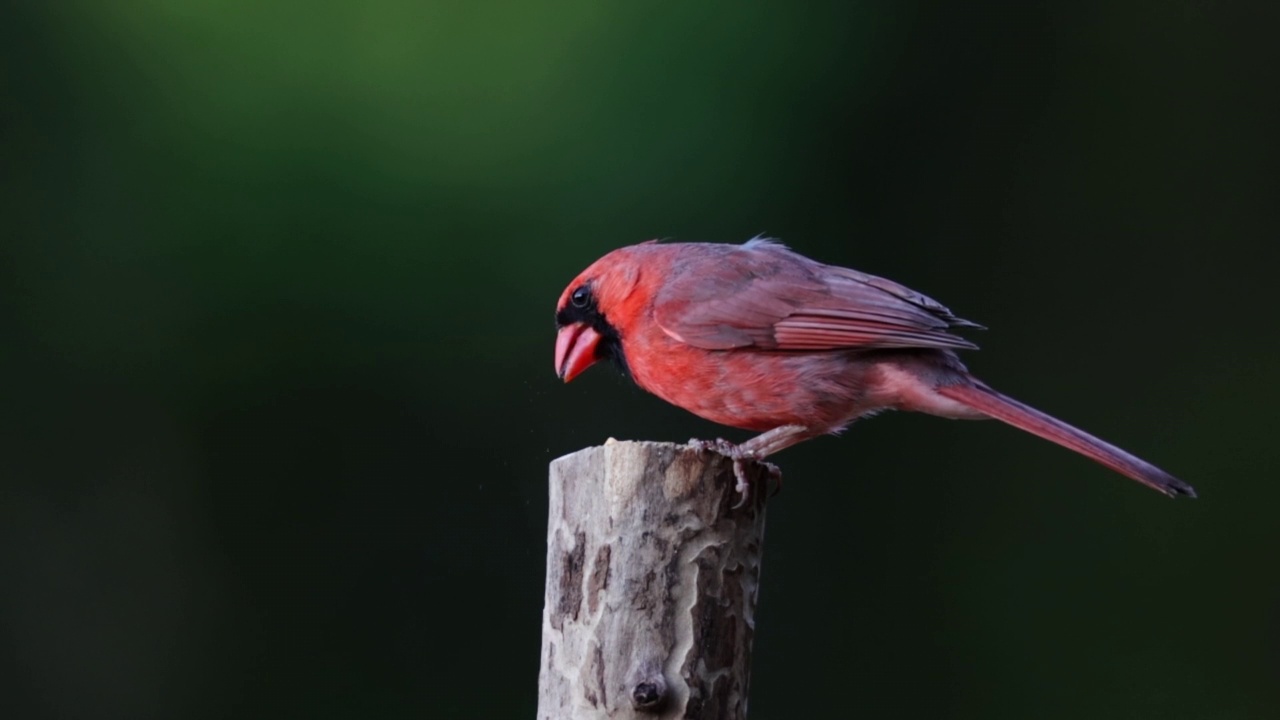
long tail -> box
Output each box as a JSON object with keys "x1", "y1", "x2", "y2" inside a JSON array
[{"x1": 936, "y1": 381, "x2": 1196, "y2": 498}]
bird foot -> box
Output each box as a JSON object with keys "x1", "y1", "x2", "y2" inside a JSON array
[
  {"x1": 687, "y1": 437, "x2": 737, "y2": 456},
  {"x1": 688, "y1": 438, "x2": 782, "y2": 509}
]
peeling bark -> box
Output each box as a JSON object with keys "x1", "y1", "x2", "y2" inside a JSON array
[{"x1": 537, "y1": 440, "x2": 769, "y2": 719}]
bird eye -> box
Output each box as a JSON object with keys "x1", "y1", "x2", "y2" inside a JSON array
[{"x1": 571, "y1": 286, "x2": 590, "y2": 308}]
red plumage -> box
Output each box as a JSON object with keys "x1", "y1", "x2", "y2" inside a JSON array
[{"x1": 554, "y1": 238, "x2": 1194, "y2": 500}]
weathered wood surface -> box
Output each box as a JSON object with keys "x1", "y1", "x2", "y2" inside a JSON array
[{"x1": 537, "y1": 440, "x2": 770, "y2": 719}]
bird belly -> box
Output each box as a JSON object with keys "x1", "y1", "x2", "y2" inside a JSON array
[{"x1": 628, "y1": 345, "x2": 876, "y2": 433}]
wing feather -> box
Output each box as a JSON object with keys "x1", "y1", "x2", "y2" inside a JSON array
[{"x1": 653, "y1": 240, "x2": 979, "y2": 352}]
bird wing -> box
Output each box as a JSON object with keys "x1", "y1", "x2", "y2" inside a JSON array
[{"x1": 652, "y1": 239, "x2": 980, "y2": 352}]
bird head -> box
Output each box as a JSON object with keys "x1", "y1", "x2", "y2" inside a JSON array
[{"x1": 554, "y1": 244, "x2": 656, "y2": 381}]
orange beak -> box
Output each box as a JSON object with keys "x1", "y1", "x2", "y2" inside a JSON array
[{"x1": 555, "y1": 323, "x2": 602, "y2": 382}]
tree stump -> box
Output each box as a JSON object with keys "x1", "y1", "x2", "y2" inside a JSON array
[{"x1": 537, "y1": 439, "x2": 770, "y2": 719}]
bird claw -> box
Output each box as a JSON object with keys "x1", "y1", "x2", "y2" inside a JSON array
[
  {"x1": 688, "y1": 437, "x2": 738, "y2": 456},
  {"x1": 689, "y1": 438, "x2": 781, "y2": 509},
  {"x1": 764, "y1": 462, "x2": 783, "y2": 498}
]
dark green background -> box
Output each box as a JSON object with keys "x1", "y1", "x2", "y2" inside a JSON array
[{"x1": 3, "y1": 2, "x2": 1276, "y2": 718}]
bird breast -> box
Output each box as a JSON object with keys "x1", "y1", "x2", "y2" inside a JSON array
[{"x1": 623, "y1": 328, "x2": 881, "y2": 432}]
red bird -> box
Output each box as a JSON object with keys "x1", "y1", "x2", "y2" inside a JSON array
[{"x1": 554, "y1": 238, "x2": 1195, "y2": 501}]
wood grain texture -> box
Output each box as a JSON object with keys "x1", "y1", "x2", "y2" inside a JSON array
[{"x1": 538, "y1": 440, "x2": 769, "y2": 719}]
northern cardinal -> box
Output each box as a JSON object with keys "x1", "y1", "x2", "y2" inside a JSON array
[{"x1": 554, "y1": 238, "x2": 1195, "y2": 501}]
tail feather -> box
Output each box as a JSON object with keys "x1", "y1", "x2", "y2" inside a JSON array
[{"x1": 936, "y1": 382, "x2": 1196, "y2": 499}]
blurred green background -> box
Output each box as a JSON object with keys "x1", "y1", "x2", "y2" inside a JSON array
[{"x1": 3, "y1": 1, "x2": 1277, "y2": 717}]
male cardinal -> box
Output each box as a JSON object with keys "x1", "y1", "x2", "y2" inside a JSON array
[{"x1": 554, "y1": 238, "x2": 1195, "y2": 501}]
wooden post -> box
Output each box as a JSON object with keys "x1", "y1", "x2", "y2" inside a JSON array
[{"x1": 537, "y1": 439, "x2": 769, "y2": 719}]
